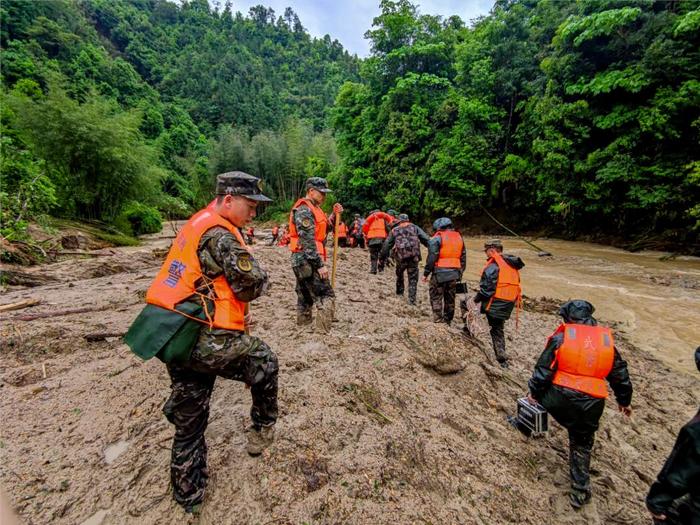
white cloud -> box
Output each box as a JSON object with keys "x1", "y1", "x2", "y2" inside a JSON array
[{"x1": 221, "y1": 0, "x2": 493, "y2": 57}]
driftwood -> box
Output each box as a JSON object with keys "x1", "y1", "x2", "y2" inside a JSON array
[
  {"x1": 85, "y1": 331, "x2": 125, "y2": 342},
  {"x1": 0, "y1": 298, "x2": 42, "y2": 312},
  {"x1": 0, "y1": 269, "x2": 56, "y2": 287},
  {"x1": 14, "y1": 305, "x2": 112, "y2": 321},
  {"x1": 49, "y1": 250, "x2": 115, "y2": 257}
]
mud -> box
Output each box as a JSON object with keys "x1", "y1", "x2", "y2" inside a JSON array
[{"x1": 0, "y1": 224, "x2": 698, "y2": 524}]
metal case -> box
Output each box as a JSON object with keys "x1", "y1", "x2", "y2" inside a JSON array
[{"x1": 516, "y1": 397, "x2": 549, "y2": 436}]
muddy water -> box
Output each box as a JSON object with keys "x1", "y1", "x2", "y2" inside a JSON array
[{"x1": 461, "y1": 236, "x2": 700, "y2": 373}]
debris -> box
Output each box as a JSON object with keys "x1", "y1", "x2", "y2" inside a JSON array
[{"x1": 0, "y1": 298, "x2": 42, "y2": 313}]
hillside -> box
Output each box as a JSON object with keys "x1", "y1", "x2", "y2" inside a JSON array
[
  {"x1": 1, "y1": 0, "x2": 356, "y2": 241},
  {"x1": 1, "y1": 226, "x2": 697, "y2": 524}
]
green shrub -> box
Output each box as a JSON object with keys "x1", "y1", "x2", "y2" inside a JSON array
[{"x1": 116, "y1": 201, "x2": 163, "y2": 236}]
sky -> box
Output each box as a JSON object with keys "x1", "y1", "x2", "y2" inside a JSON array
[{"x1": 219, "y1": 0, "x2": 495, "y2": 57}]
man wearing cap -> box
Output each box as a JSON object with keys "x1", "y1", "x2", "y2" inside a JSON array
[
  {"x1": 473, "y1": 239, "x2": 524, "y2": 367},
  {"x1": 646, "y1": 347, "x2": 700, "y2": 524},
  {"x1": 288, "y1": 177, "x2": 343, "y2": 332},
  {"x1": 423, "y1": 217, "x2": 466, "y2": 324},
  {"x1": 380, "y1": 213, "x2": 430, "y2": 304},
  {"x1": 527, "y1": 300, "x2": 633, "y2": 509},
  {"x1": 125, "y1": 171, "x2": 278, "y2": 512}
]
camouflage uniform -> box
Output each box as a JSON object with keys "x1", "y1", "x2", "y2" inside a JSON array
[
  {"x1": 291, "y1": 203, "x2": 336, "y2": 330},
  {"x1": 424, "y1": 220, "x2": 466, "y2": 324},
  {"x1": 164, "y1": 226, "x2": 278, "y2": 510},
  {"x1": 428, "y1": 276, "x2": 458, "y2": 323},
  {"x1": 380, "y1": 217, "x2": 430, "y2": 304}
]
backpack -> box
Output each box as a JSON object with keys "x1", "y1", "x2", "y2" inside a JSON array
[{"x1": 392, "y1": 223, "x2": 420, "y2": 261}]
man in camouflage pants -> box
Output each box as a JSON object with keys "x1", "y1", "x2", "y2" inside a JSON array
[
  {"x1": 288, "y1": 177, "x2": 342, "y2": 332},
  {"x1": 379, "y1": 213, "x2": 430, "y2": 304},
  {"x1": 126, "y1": 172, "x2": 278, "y2": 512},
  {"x1": 423, "y1": 217, "x2": 466, "y2": 325}
]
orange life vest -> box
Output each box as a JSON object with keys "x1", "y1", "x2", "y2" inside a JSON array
[
  {"x1": 146, "y1": 208, "x2": 248, "y2": 331},
  {"x1": 550, "y1": 323, "x2": 615, "y2": 398},
  {"x1": 484, "y1": 252, "x2": 522, "y2": 310},
  {"x1": 366, "y1": 215, "x2": 387, "y2": 239},
  {"x1": 337, "y1": 222, "x2": 348, "y2": 238},
  {"x1": 434, "y1": 230, "x2": 464, "y2": 269},
  {"x1": 288, "y1": 198, "x2": 328, "y2": 260}
]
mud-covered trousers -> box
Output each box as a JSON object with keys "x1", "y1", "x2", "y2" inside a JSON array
[
  {"x1": 163, "y1": 329, "x2": 278, "y2": 510},
  {"x1": 293, "y1": 263, "x2": 335, "y2": 324},
  {"x1": 539, "y1": 385, "x2": 605, "y2": 498},
  {"x1": 368, "y1": 241, "x2": 384, "y2": 273},
  {"x1": 429, "y1": 275, "x2": 457, "y2": 323},
  {"x1": 396, "y1": 259, "x2": 419, "y2": 303},
  {"x1": 486, "y1": 315, "x2": 508, "y2": 364}
]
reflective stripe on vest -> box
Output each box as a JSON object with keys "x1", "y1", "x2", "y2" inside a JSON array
[
  {"x1": 367, "y1": 216, "x2": 387, "y2": 239},
  {"x1": 551, "y1": 323, "x2": 615, "y2": 398},
  {"x1": 434, "y1": 230, "x2": 463, "y2": 269},
  {"x1": 146, "y1": 208, "x2": 247, "y2": 331},
  {"x1": 484, "y1": 252, "x2": 521, "y2": 310},
  {"x1": 288, "y1": 198, "x2": 328, "y2": 260}
]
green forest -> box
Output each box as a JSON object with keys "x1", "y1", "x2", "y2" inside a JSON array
[{"x1": 1, "y1": 0, "x2": 699, "y2": 251}]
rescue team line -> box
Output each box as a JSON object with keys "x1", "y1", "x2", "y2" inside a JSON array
[{"x1": 125, "y1": 172, "x2": 699, "y2": 522}]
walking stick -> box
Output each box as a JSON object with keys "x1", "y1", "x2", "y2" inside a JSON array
[{"x1": 331, "y1": 210, "x2": 341, "y2": 288}]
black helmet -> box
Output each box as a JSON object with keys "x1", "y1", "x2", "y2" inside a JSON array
[
  {"x1": 558, "y1": 300, "x2": 595, "y2": 322},
  {"x1": 432, "y1": 217, "x2": 453, "y2": 231}
]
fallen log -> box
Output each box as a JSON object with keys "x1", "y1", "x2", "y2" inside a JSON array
[
  {"x1": 0, "y1": 269, "x2": 56, "y2": 287},
  {"x1": 85, "y1": 331, "x2": 125, "y2": 342},
  {"x1": 14, "y1": 305, "x2": 110, "y2": 321},
  {"x1": 48, "y1": 250, "x2": 115, "y2": 257},
  {"x1": 0, "y1": 298, "x2": 42, "y2": 313}
]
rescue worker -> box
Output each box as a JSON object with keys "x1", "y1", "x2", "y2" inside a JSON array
[
  {"x1": 473, "y1": 239, "x2": 524, "y2": 367},
  {"x1": 349, "y1": 213, "x2": 365, "y2": 248},
  {"x1": 124, "y1": 172, "x2": 278, "y2": 512},
  {"x1": 288, "y1": 177, "x2": 342, "y2": 332},
  {"x1": 646, "y1": 347, "x2": 700, "y2": 525},
  {"x1": 268, "y1": 224, "x2": 280, "y2": 245},
  {"x1": 423, "y1": 217, "x2": 466, "y2": 325},
  {"x1": 527, "y1": 300, "x2": 633, "y2": 509},
  {"x1": 337, "y1": 221, "x2": 349, "y2": 247},
  {"x1": 362, "y1": 210, "x2": 394, "y2": 273},
  {"x1": 379, "y1": 213, "x2": 430, "y2": 304},
  {"x1": 278, "y1": 225, "x2": 290, "y2": 247},
  {"x1": 386, "y1": 209, "x2": 399, "y2": 229}
]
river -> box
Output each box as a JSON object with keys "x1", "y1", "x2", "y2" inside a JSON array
[{"x1": 462, "y1": 236, "x2": 700, "y2": 374}]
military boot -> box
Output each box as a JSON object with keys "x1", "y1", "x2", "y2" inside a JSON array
[
  {"x1": 246, "y1": 425, "x2": 275, "y2": 457},
  {"x1": 296, "y1": 307, "x2": 313, "y2": 326},
  {"x1": 569, "y1": 489, "x2": 592, "y2": 509}
]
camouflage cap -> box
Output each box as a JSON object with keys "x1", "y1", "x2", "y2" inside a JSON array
[
  {"x1": 216, "y1": 171, "x2": 272, "y2": 202},
  {"x1": 432, "y1": 217, "x2": 453, "y2": 231},
  {"x1": 305, "y1": 177, "x2": 332, "y2": 193},
  {"x1": 484, "y1": 238, "x2": 503, "y2": 250},
  {"x1": 398, "y1": 213, "x2": 409, "y2": 221},
  {"x1": 387, "y1": 209, "x2": 398, "y2": 217}
]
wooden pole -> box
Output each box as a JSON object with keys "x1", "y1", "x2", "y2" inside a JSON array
[
  {"x1": 480, "y1": 204, "x2": 552, "y2": 256},
  {"x1": 331, "y1": 210, "x2": 341, "y2": 288}
]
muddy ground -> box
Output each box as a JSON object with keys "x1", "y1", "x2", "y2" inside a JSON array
[{"x1": 1, "y1": 225, "x2": 698, "y2": 525}]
